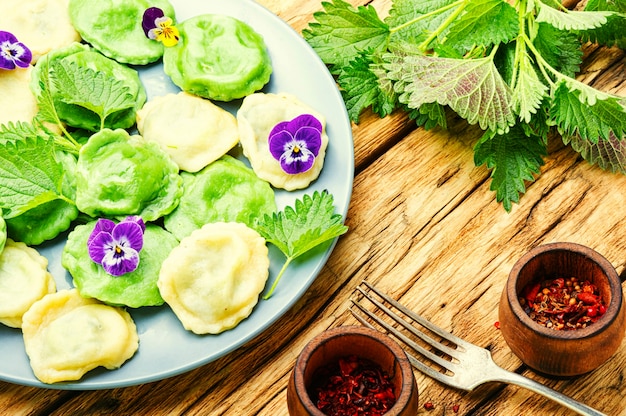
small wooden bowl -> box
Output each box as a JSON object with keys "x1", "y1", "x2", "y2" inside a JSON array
[
  {"x1": 499, "y1": 242, "x2": 626, "y2": 377},
  {"x1": 287, "y1": 325, "x2": 419, "y2": 415}
]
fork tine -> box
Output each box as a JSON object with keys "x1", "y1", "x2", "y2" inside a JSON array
[
  {"x1": 361, "y1": 280, "x2": 473, "y2": 349},
  {"x1": 357, "y1": 288, "x2": 459, "y2": 366},
  {"x1": 350, "y1": 304, "x2": 451, "y2": 383},
  {"x1": 349, "y1": 299, "x2": 459, "y2": 375}
]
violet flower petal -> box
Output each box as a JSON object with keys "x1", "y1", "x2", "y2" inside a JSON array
[
  {"x1": 268, "y1": 130, "x2": 294, "y2": 160},
  {"x1": 101, "y1": 247, "x2": 140, "y2": 276},
  {"x1": 123, "y1": 215, "x2": 146, "y2": 232},
  {"x1": 294, "y1": 126, "x2": 322, "y2": 156},
  {"x1": 87, "y1": 218, "x2": 116, "y2": 247},
  {"x1": 112, "y1": 221, "x2": 144, "y2": 252},
  {"x1": 88, "y1": 231, "x2": 115, "y2": 264},
  {"x1": 289, "y1": 114, "x2": 322, "y2": 133},
  {"x1": 142, "y1": 7, "x2": 165, "y2": 37}
]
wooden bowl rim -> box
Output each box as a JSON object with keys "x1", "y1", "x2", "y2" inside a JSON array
[
  {"x1": 506, "y1": 242, "x2": 622, "y2": 340},
  {"x1": 291, "y1": 325, "x2": 417, "y2": 415}
]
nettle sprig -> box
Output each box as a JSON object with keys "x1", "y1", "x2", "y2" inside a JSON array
[
  {"x1": 255, "y1": 190, "x2": 348, "y2": 299},
  {"x1": 304, "y1": 0, "x2": 626, "y2": 211}
]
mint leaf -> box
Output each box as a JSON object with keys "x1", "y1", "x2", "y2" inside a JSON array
[
  {"x1": 302, "y1": 0, "x2": 389, "y2": 72},
  {"x1": 536, "y1": 1, "x2": 612, "y2": 31},
  {"x1": 337, "y1": 52, "x2": 396, "y2": 123},
  {"x1": 474, "y1": 126, "x2": 547, "y2": 212},
  {"x1": 445, "y1": 0, "x2": 518, "y2": 51},
  {"x1": 0, "y1": 136, "x2": 68, "y2": 219},
  {"x1": 386, "y1": 53, "x2": 515, "y2": 132},
  {"x1": 255, "y1": 190, "x2": 348, "y2": 298},
  {"x1": 550, "y1": 81, "x2": 626, "y2": 143},
  {"x1": 51, "y1": 60, "x2": 135, "y2": 130},
  {"x1": 566, "y1": 131, "x2": 626, "y2": 173}
]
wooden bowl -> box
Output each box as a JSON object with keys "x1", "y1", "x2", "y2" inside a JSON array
[
  {"x1": 287, "y1": 325, "x2": 419, "y2": 415},
  {"x1": 499, "y1": 242, "x2": 626, "y2": 377}
]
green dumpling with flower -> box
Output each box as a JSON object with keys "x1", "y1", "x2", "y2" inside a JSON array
[
  {"x1": 62, "y1": 216, "x2": 179, "y2": 307},
  {"x1": 75, "y1": 128, "x2": 183, "y2": 222},
  {"x1": 163, "y1": 14, "x2": 272, "y2": 101},
  {"x1": 68, "y1": 0, "x2": 176, "y2": 65}
]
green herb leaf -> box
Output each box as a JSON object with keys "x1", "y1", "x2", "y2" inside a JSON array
[
  {"x1": 550, "y1": 81, "x2": 626, "y2": 143},
  {"x1": 256, "y1": 190, "x2": 348, "y2": 298},
  {"x1": 0, "y1": 135, "x2": 69, "y2": 219},
  {"x1": 386, "y1": 53, "x2": 515, "y2": 132},
  {"x1": 304, "y1": 0, "x2": 626, "y2": 211},
  {"x1": 302, "y1": 0, "x2": 389, "y2": 72},
  {"x1": 51, "y1": 60, "x2": 135, "y2": 130},
  {"x1": 474, "y1": 126, "x2": 547, "y2": 212},
  {"x1": 445, "y1": 0, "x2": 519, "y2": 51},
  {"x1": 512, "y1": 52, "x2": 549, "y2": 123},
  {"x1": 536, "y1": 1, "x2": 612, "y2": 31},
  {"x1": 337, "y1": 52, "x2": 397, "y2": 123},
  {"x1": 566, "y1": 131, "x2": 626, "y2": 173}
]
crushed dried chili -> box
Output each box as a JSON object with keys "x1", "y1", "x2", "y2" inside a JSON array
[
  {"x1": 308, "y1": 355, "x2": 396, "y2": 415},
  {"x1": 519, "y1": 276, "x2": 606, "y2": 330}
]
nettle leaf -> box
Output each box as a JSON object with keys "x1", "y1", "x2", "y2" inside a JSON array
[
  {"x1": 474, "y1": 126, "x2": 547, "y2": 212},
  {"x1": 386, "y1": 0, "x2": 459, "y2": 46},
  {"x1": 536, "y1": 1, "x2": 612, "y2": 31},
  {"x1": 409, "y1": 102, "x2": 448, "y2": 130},
  {"x1": 51, "y1": 60, "x2": 135, "y2": 128},
  {"x1": 566, "y1": 131, "x2": 626, "y2": 174},
  {"x1": 0, "y1": 136, "x2": 65, "y2": 218},
  {"x1": 445, "y1": 0, "x2": 518, "y2": 51},
  {"x1": 338, "y1": 52, "x2": 397, "y2": 123},
  {"x1": 532, "y1": 22, "x2": 582, "y2": 78},
  {"x1": 386, "y1": 53, "x2": 515, "y2": 132},
  {"x1": 550, "y1": 81, "x2": 626, "y2": 143},
  {"x1": 303, "y1": 0, "x2": 389, "y2": 72},
  {"x1": 255, "y1": 190, "x2": 348, "y2": 298},
  {"x1": 512, "y1": 52, "x2": 549, "y2": 123}
]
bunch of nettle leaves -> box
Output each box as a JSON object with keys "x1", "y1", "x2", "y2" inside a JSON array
[{"x1": 304, "y1": 0, "x2": 626, "y2": 211}]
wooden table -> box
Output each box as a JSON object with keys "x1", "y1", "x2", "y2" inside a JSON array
[{"x1": 2, "y1": 0, "x2": 625, "y2": 415}]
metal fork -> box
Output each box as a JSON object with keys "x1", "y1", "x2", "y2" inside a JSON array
[{"x1": 350, "y1": 281, "x2": 606, "y2": 416}]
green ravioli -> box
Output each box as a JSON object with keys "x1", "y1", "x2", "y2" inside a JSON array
[
  {"x1": 75, "y1": 129, "x2": 183, "y2": 222},
  {"x1": 163, "y1": 14, "x2": 272, "y2": 101},
  {"x1": 164, "y1": 155, "x2": 276, "y2": 241},
  {"x1": 62, "y1": 222, "x2": 179, "y2": 308},
  {"x1": 69, "y1": 0, "x2": 176, "y2": 65}
]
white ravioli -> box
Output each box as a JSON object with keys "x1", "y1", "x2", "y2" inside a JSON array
[
  {"x1": 3, "y1": 0, "x2": 81, "y2": 63},
  {"x1": 22, "y1": 289, "x2": 139, "y2": 384},
  {"x1": 237, "y1": 92, "x2": 329, "y2": 190},
  {"x1": 136, "y1": 92, "x2": 240, "y2": 172},
  {"x1": 0, "y1": 239, "x2": 56, "y2": 328},
  {"x1": 158, "y1": 222, "x2": 269, "y2": 334},
  {"x1": 0, "y1": 66, "x2": 39, "y2": 127}
]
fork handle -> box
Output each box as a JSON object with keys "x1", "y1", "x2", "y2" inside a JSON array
[{"x1": 492, "y1": 368, "x2": 606, "y2": 416}]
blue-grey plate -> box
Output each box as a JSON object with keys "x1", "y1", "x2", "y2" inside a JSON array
[{"x1": 0, "y1": 0, "x2": 353, "y2": 390}]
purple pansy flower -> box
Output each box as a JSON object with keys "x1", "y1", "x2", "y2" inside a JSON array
[
  {"x1": 142, "y1": 7, "x2": 179, "y2": 47},
  {"x1": 0, "y1": 31, "x2": 32, "y2": 70},
  {"x1": 268, "y1": 114, "x2": 323, "y2": 175},
  {"x1": 87, "y1": 216, "x2": 145, "y2": 277}
]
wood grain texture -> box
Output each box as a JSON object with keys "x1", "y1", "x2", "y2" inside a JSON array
[{"x1": 2, "y1": 0, "x2": 625, "y2": 415}]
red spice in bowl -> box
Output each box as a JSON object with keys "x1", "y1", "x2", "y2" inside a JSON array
[
  {"x1": 308, "y1": 354, "x2": 396, "y2": 415},
  {"x1": 287, "y1": 326, "x2": 419, "y2": 416},
  {"x1": 520, "y1": 276, "x2": 607, "y2": 330}
]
